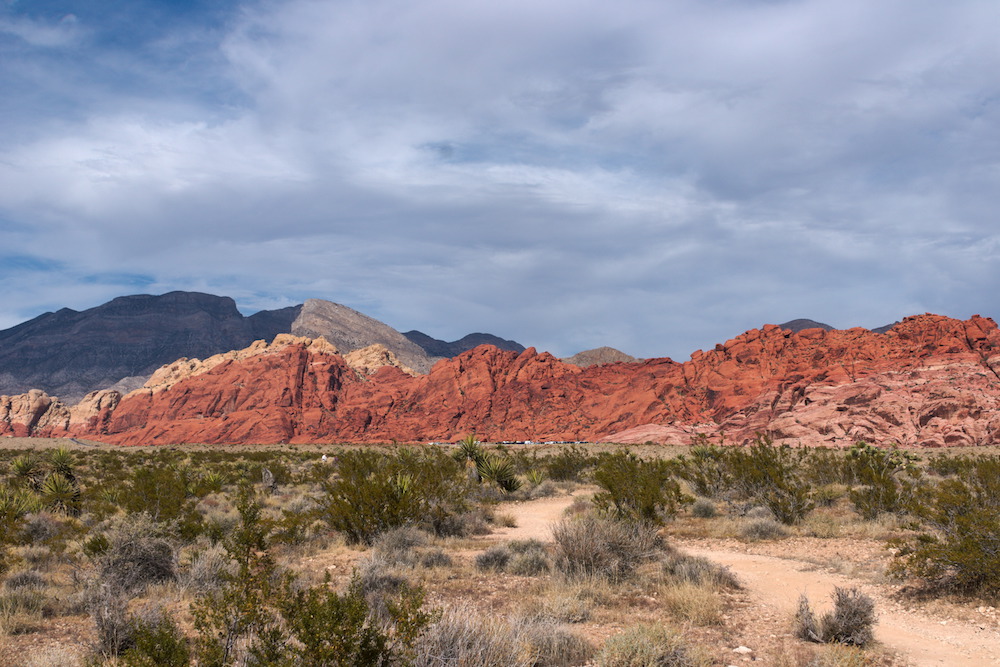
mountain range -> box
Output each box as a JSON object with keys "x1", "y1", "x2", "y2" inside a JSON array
[
  {"x1": 0, "y1": 292, "x2": 524, "y2": 402},
  {"x1": 2, "y1": 296, "x2": 998, "y2": 448}
]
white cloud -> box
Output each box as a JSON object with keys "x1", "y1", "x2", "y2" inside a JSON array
[{"x1": 0, "y1": 0, "x2": 998, "y2": 357}]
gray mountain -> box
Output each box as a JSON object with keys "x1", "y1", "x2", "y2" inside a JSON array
[
  {"x1": 562, "y1": 347, "x2": 637, "y2": 367},
  {"x1": 0, "y1": 292, "x2": 298, "y2": 402},
  {"x1": 291, "y1": 299, "x2": 440, "y2": 373},
  {"x1": 777, "y1": 318, "x2": 834, "y2": 332},
  {"x1": 403, "y1": 330, "x2": 526, "y2": 358}
]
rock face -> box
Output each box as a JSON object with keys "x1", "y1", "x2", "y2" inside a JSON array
[
  {"x1": 403, "y1": 330, "x2": 526, "y2": 358},
  {"x1": 562, "y1": 347, "x2": 638, "y2": 367},
  {"x1": 0, "y1": 292, "x2": 299, "y2": 401},
  {"x1": 291, "y1": 300, "x2": 439, "y2": 373},
  {"x1": 8, "y1": 313, "x2": 1000, "y2": 448}
]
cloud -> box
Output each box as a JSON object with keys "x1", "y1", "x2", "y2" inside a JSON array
[{"x1": 0, "y1": 0, "x2": 998, "y2": 357}]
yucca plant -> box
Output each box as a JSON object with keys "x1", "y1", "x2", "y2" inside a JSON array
[
  {"x1": 477, "y1": 455, "x2": 523, "y2": 494},
  {"x1": 10, "y1": 455, "x2": 41, "y2": 490},
  {"x1": 49, "y1": 447, "x2": 77, "y2": 482},
  {"x1": 0, "y1": 485, "x2": 41, "y2": 523},
  {"x1": 525, "y1": 469, "x2": 545, "y2": 487},
  {"x1": 41, "y1": 472, "x2": 81, "y2": 515}
]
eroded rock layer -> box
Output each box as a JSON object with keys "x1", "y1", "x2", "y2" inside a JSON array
[{"x1": 4, "y1": 314, "x2": 999, "y2": 447}]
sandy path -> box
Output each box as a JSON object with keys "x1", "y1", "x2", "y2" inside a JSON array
[
  {"x1": 497, "y1": 494, "x2": 1000, "y2": 666},
  {"x1": 683, "y1": 547, "x2": 1000, "y2": 666}
]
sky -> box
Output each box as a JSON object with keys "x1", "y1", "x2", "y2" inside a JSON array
[{"x1": 1, "y1": 0, "x2": 999, "y2": 360}]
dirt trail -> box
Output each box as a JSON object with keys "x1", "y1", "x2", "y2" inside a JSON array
[{"x1": 497, "y1": 494, "x2": 1000, "y2": 666}]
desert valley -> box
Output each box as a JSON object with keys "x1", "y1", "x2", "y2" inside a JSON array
[{"x1": 1, "y1": 293, "x2": 998, "y2": 666}]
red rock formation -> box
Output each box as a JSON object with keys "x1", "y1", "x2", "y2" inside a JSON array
[{"x1": 11, "y1": 313, "x2": 1000, "y2": 447}]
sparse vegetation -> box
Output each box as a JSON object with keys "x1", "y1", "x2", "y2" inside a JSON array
[{"x1": 0, "y1": 439, "x2": 996, "y2": 665}]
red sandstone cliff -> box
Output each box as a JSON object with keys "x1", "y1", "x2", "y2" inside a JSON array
[{"x1": 4, "y1": 314, "x2": 999, "y2": 447}]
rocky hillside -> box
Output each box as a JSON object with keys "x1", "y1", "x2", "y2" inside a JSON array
[
  {"x1": 6, "y1": 313, "x2": 999, "y2": 449},
  {"x1": 0, "y1": 292, "x2": 298, "y2": 402},
  {"x1": 0, "y1": 292, "x2": 528, "y2": 400}
]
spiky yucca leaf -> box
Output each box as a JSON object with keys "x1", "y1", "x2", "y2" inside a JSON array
[
  {"x1": 41, "y1": 472, "x2": 80, "y2": 514},
  {"x1": 477, "y1": 455, "x2": 523, "y2": 494}
]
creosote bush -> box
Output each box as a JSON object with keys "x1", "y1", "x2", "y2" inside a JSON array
[
  {"x1": 592, "y1": 451, "x2": 689, "y2": 524},
  {"x1": 890, "y1": 454, "x2": 1000, "y2": 595},
  {"x1": 319, "y1": 448, "x2": 472, "y2": 545}
]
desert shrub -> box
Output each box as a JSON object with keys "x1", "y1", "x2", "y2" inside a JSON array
[
  {"x1": 3, "y1": 568, "x2": 45, "y2": 591},
  {"x1": 690, "y1": 498, "x2": 717, "y2": 518},
  {"x1": 726, "y1": 437, "x2": 814, "y2": 525},
  {"x1": 661, "y1": 552, "x2": 740, "y2": 590},
  {"x1": 597, "y1": 624, "x2": 695, "y2": 667},
  {"x1": 274, "y1": 573, "x2": 433, "y2": 667},
  {"x1": 739, "y1": 516, "x2": 788, "y2": 541},
  {"x1": 796, "y1": 587, "x2": 876, "y2": 647},
  {"x1": 675, "y1": 440, "x2": 729, "y2": 498},
  {"x1": 412, "y1": 606, "x2": 535, "y2": 667},
  {"x1": 496, "y1": 539, "x2": 551, "y2": 575},
  {"x1": 476, "y1": 544, "x2": 512, "y2": 572},
  {"x1": 319, "y1": 448, "x2": 471, "y2": 545},
  {"x1": 552, "y1": 515, "x2": 662, "y2": 582},
  {"x1": 592, "y1": 450, "x2": 690, "y2": 524},
  {"x1": 522, "y1": 618, "x2": 594, "y2": 666},
  {"x1": 846, "y1": 442, "x2": 921, "y2": 520},
  {"x1": 372, "y1": 526, "x2": 428, "y2": 568},
  {"x1": 431, "y1": 507, "x2": 492, "y2": 537},
  {"x1": 119, "y1": 607, "x2": 191, "y2": 667},
  {"x1": 890, "y1": 454, "x2": 1000, "y2": 595},
  {"x1": 90, "y1": 514, "x2": 176, "y2": 595},
  {"x1": 544, "y1": 446, "x2": 594, "y2": 482},
  {"x1": 419, "y1": 549, "x2": 453, "y2": 568},
  {"x1": 803, "y1": 447, "x2": 858, "y2": 487},
  {"x1": 191, "y1": 486, "x2": 281, "y2": 666},
  {"x1": 813, "y1": 484, "x2": 848, "y2": 508},
  {"x1": 87, "y1": 583, "x2": 134, "y2": 657},
  {"x1": 123, "y1": 465, "x2": 202, "y2": 539},
  {"x1": 180, "y1": 544, "x2": 233, "y2": 595},
  {"x1": 0, "y1": 583, "x2": 46, "y2": 635}
]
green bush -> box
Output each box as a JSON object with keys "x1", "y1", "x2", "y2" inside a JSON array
[
  {"x1": 592, "y1": 450, "x2": 689, "y2": 524},
  {"x1": 120, "y1": 608, "x2": 191, "y2": 667},
  {"x1": 319, "y1": 449, "x2": 472, "y2": 545},
  {"x1": 725, "y1": 437, "x2": 814, "y2": 525},
  {"x1": 890, "y1": 455, "x2": 1000, "y2": 595},
  {"x1": 675, "y1": 440, "x2": 729, "y2": 498},
  {"x1": 846, "y1": 442, "x2": 921, "y2": 520},
  {"x1": 544, "y1": 446, "x2": 595, "y2": 482}
]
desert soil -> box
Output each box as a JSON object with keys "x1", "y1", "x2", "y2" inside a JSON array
[{"x1": 494, "y1": 494, "x2": 1000, "y2": 666}]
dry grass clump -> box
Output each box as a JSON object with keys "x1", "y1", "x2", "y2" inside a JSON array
[
  {"x1": 657, "y1": 581, "x2": 724, "y2": 626},
  {"x1": 412, "y1": 606, "x2": 535, "y2": 667},
  {"x1": 660, "y1": 551, "x2": 740, "y2": 590},
  {"x1": 0, "y1": 578, "x2": 46, "y2": 635},
  {"x1": 178, "y1": 543, "x2": 232, "y2": 595},
  {"x1": 552, "y1": 515, "x2": 662, "y2": 582},
  {"x1": 474, "y1": 539, "x2": 551, "y2": 576},
  {"x1": 690, "y1": 498, "x2": 717, "y2": 518},
  {"x1": 521, "y1": 617, "x2": 594, "y2": 666},
  {"x1": 739, "y1": 516, "x2": 789, "y2": 541},
  {"x1": 596, "y1": 623, "x2": 699, "y2": 667},
  {"x1": 371, "y1": 526, "x2": 429, "y2": 567},
  {"x1": 413, "y1": 605, "x2": 591, "y2": 667}
]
